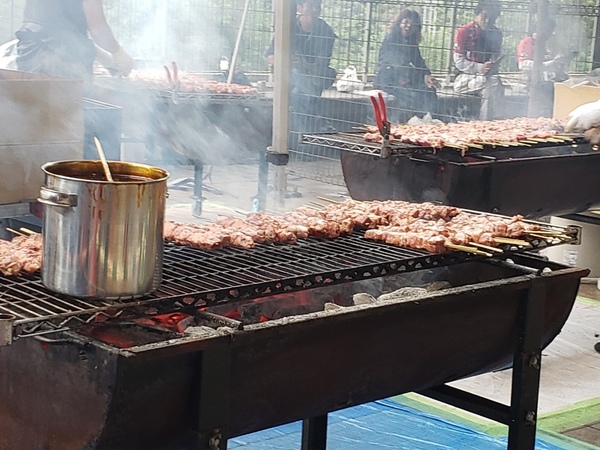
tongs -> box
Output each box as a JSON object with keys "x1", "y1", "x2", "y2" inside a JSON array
[
  {"x1": 164, "y1": 61, "x2": 180, "y2": 105},
  {"x1": 370, "y1": 92, "x2": 391, "y2": 158}
]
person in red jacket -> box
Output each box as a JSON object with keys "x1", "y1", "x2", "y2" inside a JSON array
[
  {"x1": 452, "y1": 0, "x2": 503, "y2": 120},
  {"x1": 517, "y1": 18, "x2": 568, "y2": 83}
]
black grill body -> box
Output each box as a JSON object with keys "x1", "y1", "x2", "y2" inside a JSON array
[{"x1": 0, "y1": 254, "x2": 587, "y2": 449}]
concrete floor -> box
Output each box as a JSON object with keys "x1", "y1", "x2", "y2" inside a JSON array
[{"x1": 144, "y1": 155, "x2": 600, "y2": 449}]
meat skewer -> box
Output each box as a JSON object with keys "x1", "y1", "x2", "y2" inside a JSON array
[
  {"x1": 362, "y1": 117, "x2": 566, "y2": 151},
  {"x1": 0, "y1": 200, "x2": 560, "y2": 278}
]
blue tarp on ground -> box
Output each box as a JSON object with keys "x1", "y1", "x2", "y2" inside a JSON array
[{"x1": 229, "y1": 398, "x2": 570, "y2": 449}]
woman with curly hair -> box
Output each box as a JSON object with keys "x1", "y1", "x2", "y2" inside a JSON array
[{"x1": 374, "y1": 9, "x2": 438, "y2": 122}]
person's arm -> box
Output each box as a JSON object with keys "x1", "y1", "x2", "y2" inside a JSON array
[
  {"x1": 83, "y1": 0, "x2": 119, "y2": 53},
  {"x1": 310, "y1": 20, "x2": 335, "y2": 69},
  {"x1": 415, "y1": 47, "x2": 438, "y2": 88},
  {"x1": 414, "y1": 47, "x2": 431, "y2": 75},
  {"x1": 83, "y1": 0, "x2": 133, "y2": 75},
  {"x1": 377, "y1": 34, "x2": 396, "y2": 67}
]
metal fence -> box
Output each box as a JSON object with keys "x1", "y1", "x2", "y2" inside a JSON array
[{"x1": 3, "y1": 0, "x2": 600, "y2": 188}]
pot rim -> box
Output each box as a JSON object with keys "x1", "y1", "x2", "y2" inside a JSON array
[{"x1": 41, "y1": 160, "x2": 170, "y2": 184}]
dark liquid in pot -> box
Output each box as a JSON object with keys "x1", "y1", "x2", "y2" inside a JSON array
[{"x1": 72, "y1": 173, "x2": 153, "y2": 182}]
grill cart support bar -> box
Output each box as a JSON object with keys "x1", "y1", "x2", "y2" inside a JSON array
[
  {"x1": 418, "y1": 278, "x2": 546, "y2": 450},
  {"x1": 302, "y1": 416, "x2": 328, "y2": 450},
  {"x1": 193, "y1": 342, "x2": 232, "y2": 450}
]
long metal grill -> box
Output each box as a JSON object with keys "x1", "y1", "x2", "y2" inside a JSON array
[
  {"x1": 0, "y1": 228, "x2": 575, "y2": 340},
  {"x1": 302, "y1": 132, "x2": 586, "y2": 157}
]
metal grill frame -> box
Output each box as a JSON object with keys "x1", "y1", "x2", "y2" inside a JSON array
[
  {"x1": 302, "y1": 132, "x2": 585, "y2": 158},
  {"x1": 0, "y1": 225, "x2": 577, "y2": 341}
]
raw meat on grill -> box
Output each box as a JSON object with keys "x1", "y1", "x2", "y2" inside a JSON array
[
  {"x1": 125, "y1": 69, "x2": 258, "y2": 95},
  {"x1": 0, "y1": 234, "x2": 42, "y2": 276},
  {"x1": 0, "y1": 201, "x2": 551, "y2": 278},
  {"x1": 163, "y1": 200, "x2": 543, "y2": 255},
  {"x1": 363, "y1": 117, "x2": 565, "y2": 149}
]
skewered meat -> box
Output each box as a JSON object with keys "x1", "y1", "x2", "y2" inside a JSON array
[
  {"x1": 125, "y1": 69, "x2": 258, "y2": 95},
  {"x1": 363, "y1": 117, "x2": 565, "y2": 149},
  {"x1": 163, "y1": 200, "x2": 543, "y2": 255},
  {"x1": 0, "y1": 234, "x2": 42, "y2": 276},
  {"x1": 0, "y1": 201, "x2": 551, "y2": 278}
]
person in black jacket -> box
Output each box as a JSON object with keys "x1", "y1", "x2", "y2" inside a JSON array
[
  {"x1": 374, "y1": 9, "x2": 438, "y2": 123},
  {"x1": 16, "y1": 0, "x2": 133, "y2": 84},
  {"x1": 265, "y1": 0, "x2": 337, "y2": 114}
]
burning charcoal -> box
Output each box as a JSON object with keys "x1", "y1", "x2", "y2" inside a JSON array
[
  {"x1": 426, "y1": 281, "x2": 452, "y2": 291},
  {"x1": 377, "y1": 287, "x2": 428, "y2": 302},
  {"x1": 352, "y1": 293, "x2": 377, "y2": 306},
  {"x1": 324, "y1": 302, "x2": 344, "y2": 311}
]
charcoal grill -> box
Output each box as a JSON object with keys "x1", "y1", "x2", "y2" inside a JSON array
[
  {"x1": 303, "y1": 132, "x2": 600, "y2": 218},
  {"x1": 94, "y1": 81, "x2": 273, "y2": 215},
  {"x1": 0, "y1": 223, "x2": 587, "y2": 450}
]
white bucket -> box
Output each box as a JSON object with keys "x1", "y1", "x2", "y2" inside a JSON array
[{"x1": 543, "y1": 216, "x2": 600, "y2": 278}]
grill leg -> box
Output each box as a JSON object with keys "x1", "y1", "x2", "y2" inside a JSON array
[
  {"x1": 301, "y1": 415, "x2": 328, "y2": 450},
  {"x1": 193, "y1": 343, "x2": 231, "y2": 450},
  {"x1": 507, "y1": 279, "x2": 545, "y2": 450},
  {"x1": 417, "y1": 279, "x2": 546, "y2": 450},
  {"x1": 192, "y1": 160, "x2": 204, "y2": 217}
]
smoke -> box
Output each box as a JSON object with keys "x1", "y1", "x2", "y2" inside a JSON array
[
  {"x1": 550, "y1": 14, "x2": 591, "y2": 70},
  {"x1": 127, "y1": 3, "x2": 234, "y2": 72}
]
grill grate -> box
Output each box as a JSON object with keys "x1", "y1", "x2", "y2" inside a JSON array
[
  {"x1": 156, "y1": 90, "x2": 268, "y2": 103},
  {"x1": 302, "y1": 132, "x2": 585, "y2": 157},
  {"x1": 0, "y1": 229, "x2": 576, "y2": 340}
]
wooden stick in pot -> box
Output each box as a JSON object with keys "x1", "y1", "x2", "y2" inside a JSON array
[{"x1": 93, "y1": 137, "x2": 114, "y2": 182}]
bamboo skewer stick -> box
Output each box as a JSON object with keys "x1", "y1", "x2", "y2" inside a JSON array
[
  {"x1": 93, "y1": 137, "x2": 114, "y2": 183},
  {"x1": 467, "y1": 143, "x2": 484, "y2": 150},
  {"x1": 446, "y1": 143, "x2": 468, "y2": 150},
  {"x1": 493, "y1": 237, "x2": 531, "y2": 246},
  {"x1": 529, "y1": 233, "x2": 572, "y2": 241},
  {"x1": 529, "y1": 233, "x2": 558, "y2": 242},
  {"x1": 303, "y1": 204, "x2": 321, "y2": 211},
  {"x1": 6, "y1": 228, "x2": 27, "y2": 237},
  {"x1": 317, "y1": 196, "x2": 340, "y2": 204},
  {"x1": 471, "y1": 242, "x2": 503, "y2": 253},
  {"x1": 554, "y1": 135, "x2": 575, "y2": 141},
  {"x1": 309, "y1": 201, "x2": 326, "y2": 209},
  {"x1": 445, "y1": 243, "x2": 492, "y2": 257},
  {"x1": 522, "y1": 229, "x2": 565, "y2": 235},
  {"x1": 554, "y1": 234, "x2": 574, "y2": 240},
  {"x1": 19, "y1": 227, "x2": 39, "y2": 235}
]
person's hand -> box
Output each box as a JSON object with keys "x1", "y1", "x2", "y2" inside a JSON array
[
  {"x1": 424, "y1": 74, "x2": 439, "y2": 89},
  {"x1": 565, "y1": 100, "x2": 600, "y2": 132},
  {"x1": 112, "y1": 46, "x2": 134, "y2": 77},
  {"x1": 94, "y1": 45, "x2": 114, "y2": 70},
  {"x1": 292, "y1": 57, "x2": 313, "y2": 74},
  {"x1": 584, "y1": 126, "x2": 600, "y2": 145},
  {"x1": 481, "y1": 61, "x2": 492, "y2": 75},
  {"x1": 266, "y1": 54, "x2": 274, "y2": 66}
]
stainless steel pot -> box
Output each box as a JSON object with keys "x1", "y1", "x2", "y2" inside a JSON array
[{"x1": 39, "y1": 160, "x2": 169, "y2": 299}]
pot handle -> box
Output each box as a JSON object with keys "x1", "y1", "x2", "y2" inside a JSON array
[{"x1": 38, "y1": 187, "x2": 78, "y2": 208}]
